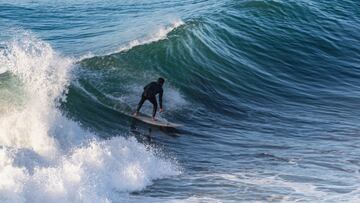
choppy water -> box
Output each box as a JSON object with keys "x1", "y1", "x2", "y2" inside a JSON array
[{"x1": 1, "y1": 0, "x2": 360, "y2": 202}]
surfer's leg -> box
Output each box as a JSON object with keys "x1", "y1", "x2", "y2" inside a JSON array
[
  {"x1": 148, "y1": 96, "x2": 158, "y2": 119},
  {"x1": 135, "y1": 95, "x2": 146, "y2": 115}
]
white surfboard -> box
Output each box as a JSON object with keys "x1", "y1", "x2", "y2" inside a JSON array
[
  {"x1": 131, "y1": 114, "x2": 182, "y2": 128},
  {"x1": 0, "y1": 67, "x2": 7, "y2": 74}
]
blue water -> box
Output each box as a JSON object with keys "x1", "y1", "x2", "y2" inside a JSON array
[{"x1": 1, "y1": 0, "x2": 360, "y2": 202}]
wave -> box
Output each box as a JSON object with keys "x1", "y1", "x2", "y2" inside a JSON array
[
  {"x1": 77, "y1": 19, "x2": 184, "y2": 61},
  {"x1": 117, "y1": 19, "x2": 184, "y2": 53},
  {"x1": 1, "y1": 1, "x2": 360, "y2": 202},
  {"x1": 0, "y1": 33, "x2": 180, "y2": 203}
]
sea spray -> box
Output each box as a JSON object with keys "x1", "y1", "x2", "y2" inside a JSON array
[
  {"x1": 0, "y1": 33, "x2": 180, "y2": 203},
  {"x1": 78, "y1": 19, "x2": 185, "y2": 61},
  {"x1": 116, "y1": 19, "x2": 185, "y2": 53},
  {"x1": 0, "y1": 32, "x2": 72, "y2": 156}
]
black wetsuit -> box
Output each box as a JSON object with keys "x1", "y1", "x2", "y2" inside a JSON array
[{"x1": 136, "y1": 81, "x2": 163, "y2": 117}]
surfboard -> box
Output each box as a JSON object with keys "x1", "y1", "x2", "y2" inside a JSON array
[{"x1": 130, "y1": 114, "x2": 182, "y2": 128}]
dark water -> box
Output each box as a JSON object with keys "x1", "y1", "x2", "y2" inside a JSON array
[{"x1": 1, "y1": 0, "x2": 360, "y2": 202}]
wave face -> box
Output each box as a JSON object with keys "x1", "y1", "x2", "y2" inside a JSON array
[{"x1": 1, "y1": 0, "x2": 360, "y2": 202}]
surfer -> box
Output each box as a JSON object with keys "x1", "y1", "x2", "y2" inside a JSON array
[{"x1": 133, "y1": 77, "x2": 165, "y2": 120}]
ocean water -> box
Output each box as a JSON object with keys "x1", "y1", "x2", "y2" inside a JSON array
[{"x1": 1, "y1": 0, "x2": 360, "y2": 202}]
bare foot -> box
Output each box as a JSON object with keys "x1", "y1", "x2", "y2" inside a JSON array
[
  {"x1": 133, "y1": 112, "x2": 139, "y2": 116},
  {"x1": 152, "y1": 117, "x2": 157, "y2": 121}
]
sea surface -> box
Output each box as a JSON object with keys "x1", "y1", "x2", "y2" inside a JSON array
[{"x1": 1, "y1": 0, "x2": 360, "y2": 202}]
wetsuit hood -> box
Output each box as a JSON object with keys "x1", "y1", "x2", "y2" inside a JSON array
[{"x1": 157, "y1": 77, "x2": 165, "y2": 86}]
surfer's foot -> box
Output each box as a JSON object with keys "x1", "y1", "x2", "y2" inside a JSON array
[
  {"x1": 133, "y1": 112, "x2": 139, "y2": 116},
  {"x1": 152, "y1": 117, "x2": 157, "y2": 121}
]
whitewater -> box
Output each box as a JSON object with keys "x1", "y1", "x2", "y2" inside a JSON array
[{"x1": 0, "y1": 31, "x2": 181, "y2": 203}]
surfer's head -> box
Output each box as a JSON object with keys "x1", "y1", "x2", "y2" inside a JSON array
[{"x1": 157, "y1": 77, "x2": 165, "y2": 86}]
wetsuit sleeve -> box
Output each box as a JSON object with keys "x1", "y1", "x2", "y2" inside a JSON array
[
  {"x1": 143, "y1": 83, "x2": 150, "y2": 90},
  {"x1": 159, "y1": 88, "x2": 163, "y2": 109}
]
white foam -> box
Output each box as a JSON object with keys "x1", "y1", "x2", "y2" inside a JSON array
[
  {"x1": 167, "y1": 197, "x2": 223, "y2": 203},
  {"x1": 76, "y1": 52, "x2": 95, "y2": 62},
  {"x1": 188, "y1": 172, "x2": 343, "y2": 202},
  {"x1": 76, "y1": 19, "x2": 184, "y2": 63},
  {"x1": 117, "y1": 19, "x2": 184, "y2": 53},
  {"x1": 0, "y1": 66, "x2": 7, "y2": 74},
  {"x1": 164, "y1": 87, "x2": 187, "y2": 111},
  {"x1": 0, "y1": 33, "x2": 180, "y2": 203},
  {"x1": 127, "y1": 196, "x2": 224, "y2": 203},
  {"x1": 0, "y1": 32, "x2": 72, "y2": 156},
  {"x1": 1, "y1": 137, "x2": 179, "y2": 203}
]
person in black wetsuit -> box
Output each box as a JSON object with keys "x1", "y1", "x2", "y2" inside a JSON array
[{"x1": 133, "y1": 77, "x2": 165, "y2": 120}]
